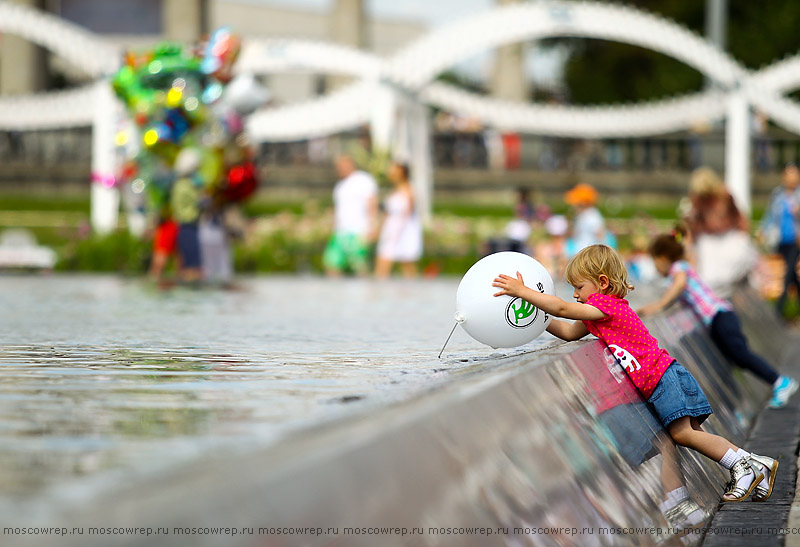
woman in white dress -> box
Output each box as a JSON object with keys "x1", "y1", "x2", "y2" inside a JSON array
[{"x1": 375, "y1": 162, "x2": 423, "y2": 278}]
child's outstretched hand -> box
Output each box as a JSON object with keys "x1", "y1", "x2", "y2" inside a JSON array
[
  {"x1": 492, "y1": 272, "x2": 526, "y2": 297},
  {"x1": 637, "y1": 304, "x2": 661, "y2": 317}
]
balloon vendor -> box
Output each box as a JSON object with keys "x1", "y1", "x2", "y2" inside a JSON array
[{"x1": 111, "y1": 27, "x2": 266, "y2": 225}]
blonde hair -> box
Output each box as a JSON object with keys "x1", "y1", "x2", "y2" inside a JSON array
[
  {"x1": 565, "y1": 244, "x2": 634, "y2": 298},
  {"x1": 689, "y1": 167, "x2": 725, "y2": 197}
]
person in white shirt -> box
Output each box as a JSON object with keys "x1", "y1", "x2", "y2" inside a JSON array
[{"x1": 323, "y1": 155, "x2": 378, "y2": 276}]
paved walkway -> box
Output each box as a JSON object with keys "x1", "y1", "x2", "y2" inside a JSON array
[{"x1": 703, "y1": 338, "x2": 800, "y2": 547}]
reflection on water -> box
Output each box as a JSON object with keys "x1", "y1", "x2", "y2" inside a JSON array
[{"x1": 0, "y1": 275, "x2": 554, "y2": 512}]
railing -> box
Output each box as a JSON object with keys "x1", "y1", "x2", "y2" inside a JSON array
[
  {"x1": 2, "y1": 128, "x2": 800, "y2": 187},
  {"x1": 248, "y1": 131, "x2": 800, "y2": 174},
  {"x1": 0, "y1": 128, "x2": 92, "y2": 164}
]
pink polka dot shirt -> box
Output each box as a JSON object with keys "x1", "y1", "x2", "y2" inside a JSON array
[{"x1": 583, "y1": 293, "x2": 675, "y2": 399}]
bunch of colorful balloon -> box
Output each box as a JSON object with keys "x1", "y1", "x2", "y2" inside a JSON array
[{"x1": 112, "y1": 27, "x2": 268, "y2": 217}]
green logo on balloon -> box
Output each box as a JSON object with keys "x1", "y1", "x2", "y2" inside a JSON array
[{"x1": 506, "y1": 298, "x2": 538, "y2": 329}]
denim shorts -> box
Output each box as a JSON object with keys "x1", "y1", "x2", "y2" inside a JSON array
[{"x1": 647, "y1": 362, "x2": 713, "y2": 427}]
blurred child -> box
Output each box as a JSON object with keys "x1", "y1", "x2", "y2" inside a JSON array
[
  {"x1": 536, "y1": 214, "x2": 568, "y2": 277},
  {"x1": 564, "y1": 183, "x2": 612, "y2": 257},
  {"x1": 149, "y1": 208, "x2": 178, "y2": 284},
  {"x1": 487, "y1": 188, "x2": 535, "y2": 255},
  {"x1": 639, "y1": 228, "x2": 798, "y2": 409},
  {"x1": 626, "y1": 232, "x2": 658, "y2": 283},
  {"x1": 504, "y1": 188, "x2": 533, "y2": 252},
  {"x1": 492, "y1": 244, "x2": 779, "y2": 503}
]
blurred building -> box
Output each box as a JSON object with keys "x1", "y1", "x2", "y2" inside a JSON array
[
  {"x1": 0, "y1": 0, "x2": 205, "y2": 94},
  {"x1": 211, "y1": 0, "x2": 426, "y2": 103},
  {"x1": 0, "y1": 0, "x2": 426, "y2": 105},
  {"x1": 491, "y1": 0, "x2": 527, "y2": 102}
]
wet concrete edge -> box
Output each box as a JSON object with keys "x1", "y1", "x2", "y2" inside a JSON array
[
  {"x1": 702, "y1": 291, "x2": 800, "y2": 547},
  {"x1": 4, "y1": 288, "x2": 793, "y2": 547}
]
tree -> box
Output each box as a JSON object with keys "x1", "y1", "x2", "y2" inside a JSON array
[{"x1": 557, "y1": 1, "x2": 800, "y2": 104}]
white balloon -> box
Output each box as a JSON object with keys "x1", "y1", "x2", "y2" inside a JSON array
[
  {"x1": 174, "y1": 147, "x2": 203, "y2": 176},
  {"x1": 456, "y1": 252, "x2": 555, "y2": 348},
  {"x1": 222, "y1": 73, "x2": 270, "y2": 115}
]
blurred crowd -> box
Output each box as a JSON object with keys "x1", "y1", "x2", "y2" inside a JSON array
[
  {"x1": 145, "y1": 143, "x2": 800, "y2": 329},
  {"x1": 93, "y1": 37, "x2": 800, "y2": 312},
  {"x1": 298, "y1": 146, "x2": 799, "y2": 320}
]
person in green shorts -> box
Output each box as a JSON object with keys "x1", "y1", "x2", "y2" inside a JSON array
[
  {"x1": 323, "y1": 155, "x2": 378, "y2": 276},
  {"x1": 323, "y1": 232, "x2": 371, "y2": 274}
]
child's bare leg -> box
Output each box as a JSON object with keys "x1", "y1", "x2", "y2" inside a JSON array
[
  {"x1": 668, "y1": 417, "x2": 737, "y2": 460},
  {"x1": 149, "y1": 251, "x2": 168, "y2": 281},
  {"x1": 691, "y1": 416, "x2": 782, "y2": 502},
  {"x1": 655, "y1": 434, "x2": 709, "y2": 530},
  {"x1": 669, "y1": 417, "x2": 762, "y2": 502},
  {"x1": 656, "y1": 433, "x2": 684, "y2": 494}
]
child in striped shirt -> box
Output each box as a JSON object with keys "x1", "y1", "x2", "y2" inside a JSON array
[{"x1": 639, "y1": 229, "x2": 798, "y2": 409}]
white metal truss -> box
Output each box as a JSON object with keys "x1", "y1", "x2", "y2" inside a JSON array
[
  {"x1": 3, "y1": 1, "x2": 800, "y2": 139},
  {"x1": 4, "y1": 0, "x2": 800, "y2": 219}
]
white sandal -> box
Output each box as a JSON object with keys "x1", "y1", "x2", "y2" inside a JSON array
[
  {"x1": 663, "y1": 499, "x2": 708, "y2": 534},
  {"x1": 722, "y1": 457, "x2": 763, "y2": 502},
  {"x1": 749, "y1": 453, "x2": 779, "y2": 502}
]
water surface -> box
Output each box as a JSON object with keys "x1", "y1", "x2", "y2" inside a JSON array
[{"x1": 0, "y1": 274, "x2": 557, "y2": 517}]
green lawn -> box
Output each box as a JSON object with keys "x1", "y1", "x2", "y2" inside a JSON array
[
  {"x1": 0, "y1": 191, "x2": 765, "y2": 221},
  {"x1": 0, "y1": 194, "x2": 91, "y2": 213},
  {"x1": 0, "y1": 191, "x2": 769, "y2": 273}
]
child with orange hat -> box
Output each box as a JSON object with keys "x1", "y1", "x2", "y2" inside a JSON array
[{"x1": 565, "y1": 183, "x2": 610, "y2": 257}]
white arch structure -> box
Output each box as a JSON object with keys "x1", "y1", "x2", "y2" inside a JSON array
[
  {"x1": 4, "y1": 1, "x2": 800, "y2": 229},
  {"x1": 0, "y1": 1, "x2": 121, "y2": 232}
]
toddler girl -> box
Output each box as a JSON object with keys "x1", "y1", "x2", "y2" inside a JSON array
[
  {"x1": 492, "y1": 244, "x2": 778, "y2": 503},
  {"x1": 639, "y1": 229, "x2": 798, "y2": 409}
]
